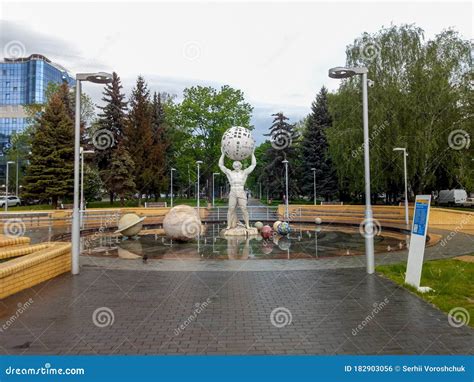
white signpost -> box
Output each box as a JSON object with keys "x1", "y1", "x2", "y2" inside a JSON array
[{"x1": 405, "y1": 195, "x2": 432, "y2": 293}]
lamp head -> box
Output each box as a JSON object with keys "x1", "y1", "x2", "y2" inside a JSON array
[
  {"x1": 328, "y1": 66, "x2": 367, "y2": 79},
  {"x1": 77, "y1": 72, "x2": 113, "y2": 84}
]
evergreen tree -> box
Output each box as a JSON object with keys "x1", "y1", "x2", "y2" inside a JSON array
[
  {"x1": 125, "y1": 76, "x2": 154, "y2": 204},
  {"x1": 101, "y1": 144, "x2": 136, "y2": 207},
  {"x1": 147, "y1": 92, "x2": 169, "y2": 200},
  {"x1": 260, "y1": 112, "x2": 300, "y2": 199},
  {"x1": 95, "y1": 72, "x2": 128, "y2": 203},
  {"x1": 23, "y1": 90, "x2": 74, "y2": 208},
  {"x1": 299, "y1": 87, "x2": 338, "y2": 201}
]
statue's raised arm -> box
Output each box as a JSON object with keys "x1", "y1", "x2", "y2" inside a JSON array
[
  {"x1": 218, "y1": 147, "x2": 230, "y2": 176},
  {"x1": 243, "y1": 149, "x2": 256, "y2": 176}
]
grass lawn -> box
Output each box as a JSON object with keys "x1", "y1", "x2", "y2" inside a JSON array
[{"x1": 377, "y1": 255, "x2": 474, "y2": 327}]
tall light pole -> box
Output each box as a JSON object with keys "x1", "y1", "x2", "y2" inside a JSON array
[
  {"x1": 196, "y1": 161, "x2": 203, "y2": 214},
  {"x1": 15, "y1": 153, "x2": 19, "y2": 196},
  {"x1": 170, "y1": 168, "x2": 176, "y2": 207},
  {"x1": 212, "y1": 172, "x2": 219, "y2": 207},
  {"x1": 72, "y1": 72, "x2": 113, "y2": 275},
  {"x1": 329, "y1": 66, "x2": 374, "y2": 274},
  {"x1": 5, "y1": 161, "x2": 15, "y2": 212},
  {"x1": 393, "y1": 147, "x2": 409, "y2": 226},
  {"x1": 311, "y1": 167, "x2": 316, "y2": 205},
  {"x1": 282, "y1": 159, "x2": 289, "y2": 220},
  {"x1": 80, "y1": 147, "x2": 95, "y2": 212}
]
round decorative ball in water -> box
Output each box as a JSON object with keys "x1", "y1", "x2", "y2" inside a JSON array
[
  {"x1": 163, "y1": 205, "x2": 202, "y2": 241},
  {"x1": 315, "y1": 217, "x2": 322, "y2": 225},
  {"x1": 254, "y1": 221, "x2": 264, "y2": 231},
  {"x1": 115, "y1": 213, "x2": 145, "y2": 237},
  {"x1": 278, "y1": 237, "x2": 291, "y2": 251},
  {"x1": 261, "y1": 225, "x2": 273, "y2": 239},
  {"x1": 273, "y1": 220, "x2": 282, "y2": 232},
  {"x1": 277, "y1": 221, "x2": 291, "y2": 235},
  {"x1": 221, "y1": 126, "x2": 256, "y2": 161}
]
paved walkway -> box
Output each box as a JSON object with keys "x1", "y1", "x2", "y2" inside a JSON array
[{"x1": 0, "y1": 267, "x2": 472, "y2": 355}]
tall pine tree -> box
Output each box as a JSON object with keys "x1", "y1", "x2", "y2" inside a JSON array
[
  {"x1": 23, "y1": 89, "x2": 74, "y2": 208},
  {"x1": 95, "y1": 72, "x2": 128, "y2": 203},
  {"x1": 299, "y1": 87, "x2": 338, "y2": 201},
  {"x1": 260, "y1": 112, "x2": 300, "y2": 199},
  {"x1": 147, "y1": 92, "x2": 169, "y2": 200},
  {"x1": 125, "y1": 76, "x2": 154, "y2": 204},
  {"x1": 101, "y1": 144, "x2": 136, "y2": 206}
]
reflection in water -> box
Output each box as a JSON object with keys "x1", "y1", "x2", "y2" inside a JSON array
[{"x1": 82, "y1": 223, "x2": 408, "y2": 261}]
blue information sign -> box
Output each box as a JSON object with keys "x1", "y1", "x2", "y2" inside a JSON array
[{"x1": 412, "y1": 200, "x2": 429, "y2": 236}]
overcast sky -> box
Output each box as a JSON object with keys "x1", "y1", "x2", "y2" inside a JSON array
[{"x1": 0, "y1": 0, "x2": 472, "y2": 142}]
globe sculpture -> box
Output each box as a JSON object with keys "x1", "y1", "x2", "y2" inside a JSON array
[
  {"x1": 254, "y1": 221, "x2": 264, "y2": 231},
  {"x1": 115, "y1": 213, "x2": 146, "y2": 237},
  {"x1": 261, "y1": 225, "x2": 273, "y2": 239},
  {"x1": 221, "y1": 126, "x2": 256, "y2": 161},
  {"x1": 163, "y1": 205, "x2": 202, "y2": 241},
  {"x1": 273, "y1": 220, "x2": 282, "y2": 232},
  {"x1": 277, "y1": 221, "x2": 291, "y2": 235}
]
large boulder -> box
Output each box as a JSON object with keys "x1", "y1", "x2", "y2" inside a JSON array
[{"x1": 163, "y1": 205, "x2": 202, "y2": 241}]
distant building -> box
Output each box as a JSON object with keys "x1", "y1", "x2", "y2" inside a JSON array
[{"x1": 0, "y1": 54, "x2": 75, "y2": 154}]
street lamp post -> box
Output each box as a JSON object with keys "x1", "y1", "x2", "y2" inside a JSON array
[
  {"x1": 80, "y1": 147, "x2": 95, "y2": 212},
  {"x1": 15, "y1": 153, "x2": 19, "y2": 196},
  {"x1": 311, "y1": 167, "x2": 316, "y2": 205},
  {"x1": 170, "y1": 168, "x2": 176, "y2": 207},
  {"x1": 72, "y1": 72, "x2": 113, "y2": 275},
  {"x1": 5, "y1": 161, "x2": 15, "y2": 212},
  {"x1": 393, "y1": 147, "x2": 409, "y2": 225},
  {"x1": 329, "y1": 66, "x2": 374, "y2": 274},
  {"x1": 282, "y1": 159, "x2": 289, "y2": 220},
  {"x1": 196, "y1": 161, "x2": 203, "y2": 214},
  {"x1": 212, "y1": 172, "x2": 219, "y2": 207}
]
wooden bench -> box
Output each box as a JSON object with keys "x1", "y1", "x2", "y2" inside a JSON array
[{"x1": 144, "y1": 202, "x2": 167, "y2": 208}]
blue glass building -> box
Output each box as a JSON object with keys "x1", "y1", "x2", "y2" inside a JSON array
[{"x1": 0, "y1": 54, "x2": 75, "y2": 154}]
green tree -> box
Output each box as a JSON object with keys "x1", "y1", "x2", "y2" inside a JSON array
[
  {"x1": 101, "y1": 144, "x2": 136, "y2": 206},
  {"x1": 95, "y1": 72, "x2": 128, "y2": 203},
  {"x1": 260, "y1": 112, "x2": 300, "y2": 199},
  {"x1": 326, "y1": 25, "x2": 472, "y2": 201},
  {"x1": 23, "y1": 90, "x2": 74, "y2": 207},
  {"x1": 175, "y1": 85, "x2": 253, "y2": 198},
  {"x1": 299, "y1": 87, "x2": 338, "y2": 201},
  {"x1": 125, "y1": 76, "x2": 154, "y2": 204}
]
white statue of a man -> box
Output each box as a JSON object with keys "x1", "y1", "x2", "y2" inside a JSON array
[{"x1": 219, "y1": 146, "x2": 256, "y2": 230}]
